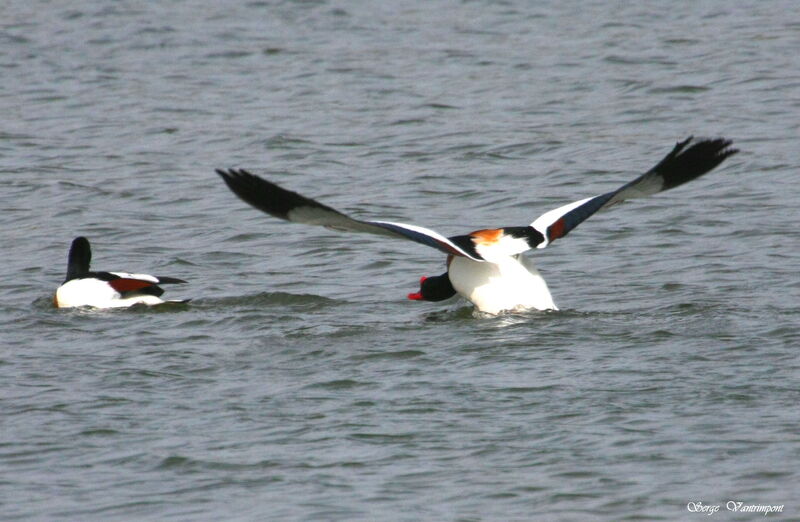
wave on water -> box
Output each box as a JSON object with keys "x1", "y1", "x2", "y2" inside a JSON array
[{"x1": 195, "y1": 291, "x2": 341, "y2": 310}]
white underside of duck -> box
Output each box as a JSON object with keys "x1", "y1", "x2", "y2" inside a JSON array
[
  {"x1": 55, "y1": 278, "x2": 170, "y2": 308},
  {"x1": 448, "y1": 255, "x2": 557, "y2": 315}
]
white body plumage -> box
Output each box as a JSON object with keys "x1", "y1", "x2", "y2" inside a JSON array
[
  {"x1": 55, "y1": 278, "x2": 169, "y2": 308},
  {"x1": 448, "y1": 255, "x2": 557, "y2": 314}
]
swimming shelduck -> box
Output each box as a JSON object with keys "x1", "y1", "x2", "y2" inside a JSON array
[
  {"x1": 54, "y1": 237, "x2": 188, "y2": 309},
  {"x1": 217, "y1": 137, "x2": 737, "y2": 314}
]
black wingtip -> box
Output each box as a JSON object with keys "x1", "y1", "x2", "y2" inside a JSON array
[
  {"x1": 656, "y1": 136, "x2": 738, "y2": 190},
  {"x1": 216, "y1": 167, "x2": 342, "y2": 222},
  {"x1": 215, "y1": 167, "x2": 249, "y2": 181},
  {"x1": 155, "y1": 276, "x2": 188, "y2": 284},
  {"x1": 216, "y1": 168, "x2": 260, "y2": 205},
  {"x1": 216, "y1": 167, "x2": 290, "y2": 220}
]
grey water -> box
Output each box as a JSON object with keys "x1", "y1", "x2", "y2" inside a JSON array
[{"x1": 2, "y1": 1, "x2": 799, "y2": 520}]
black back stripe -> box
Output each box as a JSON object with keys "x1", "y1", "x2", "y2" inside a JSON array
[
  {"x1": 369, "y1": 222, "x2": 479, "y2": 259},
  {"x1": 505, "y1": 226, "x2": 546, "y2": 249}
]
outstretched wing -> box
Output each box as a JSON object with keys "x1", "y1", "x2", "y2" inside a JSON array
[
  {"x1": 216, "y1": 169, "x2": 482, "y2": 261},
  {"x1": 530, "y1": 137, "x2": 738, "y2": 248}
]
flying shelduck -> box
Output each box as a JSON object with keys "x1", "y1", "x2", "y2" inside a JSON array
[{"x1": 217, "y1": 137, "x2": 737, "y2": 314}]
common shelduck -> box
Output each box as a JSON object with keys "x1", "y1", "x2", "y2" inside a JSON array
[
  {"x1": 54, "y1": 237, "x2": 188, "y2": 309},
  {"x1": 217, "y1": 137, "x2": 737, "y2": 314}
]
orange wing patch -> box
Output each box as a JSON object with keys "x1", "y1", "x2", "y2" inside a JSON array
[
  {"x1": 548, "y1": 219, "x2": 566, "y2": 241},
  {"x1": 108, "y1": 278, "x2": 154, "y2": 293},
  {"x1": 470, "y1": 228, "x2": 504, "y2": 246}
]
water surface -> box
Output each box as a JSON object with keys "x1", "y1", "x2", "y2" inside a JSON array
[{"x1": 2, "y1": 1, "x2": 798, "y2": 520}]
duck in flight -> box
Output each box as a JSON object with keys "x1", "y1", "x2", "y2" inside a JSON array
[
  {"x1": 54, "y1": 237, "x2": 188, "y2": 308},
  {"x1": 217, "y1": 137, "x2": 737, "y2": 314}
]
